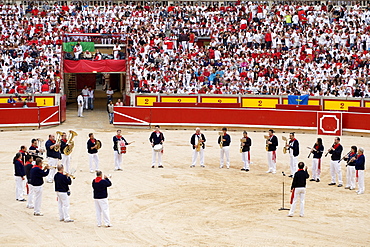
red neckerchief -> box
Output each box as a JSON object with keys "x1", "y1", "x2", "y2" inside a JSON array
[
  {"x1": 298, "y1": 169, "x2": 304, "y2": 171},
  {"x1": 116, "y1": 135, "x2": 122, "y2": 139},
  {"x1": 350, "y1": 152, "x2": 356, "y2": 156},
  {"x1": 50, "y1": 139, "x2": 56, "y2": 144},
  {"x1": 94, "y1": 177, "x2": 102, "y2": 183},
  {"x1": 62, "y1": 139, "x2": 67, "y2": 142},
  {"x1": 333, "y1": 143, "x2": 340, "y2": 149},
  {"x1": 91, "y1": 138, "x2": 96, "y2": 144},
  {"x1": 357, "y1": 154, "x2": 363, "y2": 159},
  {"x1": 19, "y1": 150, "x2": 25, "y2": 153},
  {"x1": 289, "y1": 138, "x2": 296, "y2": 143},
  {"x1": 314, "y1": 144, "x2": 319, "y2": 150},
  {"x1": 224, "y1": 133, "x2": 227, "y2": 136},
  {"x1": 25, "y1": 161, "x2": 32, "y2": 166},
  {"x1": 32, "y1": 164, "x2": 42, "y2": 169},
  {"x1": 32, "y1": 144, "x2": 38, "y2": 148},
  {"x1": 18, "y1": 159, "x2": 24, "y2": 165}
]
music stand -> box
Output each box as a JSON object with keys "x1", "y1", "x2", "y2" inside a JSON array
[{"x1": 278, "y1": 171, "x2": 290, "y2": 211}]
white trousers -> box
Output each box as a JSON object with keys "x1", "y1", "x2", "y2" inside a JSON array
[
  {"x1": 15, "y1": 176, "x2": 24, "y2": 200},
  {"x1": 289, "y1": 155, "x2": 298, "y2": 176},
  {"x1": 289, "y1": 187, "x2": 306, "y2": 216},
  {"x1": 311, "y1": 158, "x2": 321, "y2": 180},
  {"x1": 114, "y1": 151, "x2": 122, "y2": 169},
  {"x1": 220, "y1": 146, "x2": 230, "y2": 168},
  {"x1": 346, "y1": 166, "x2": 356, "y2": 189},
  {"x1": 46, "y1": 157, "x2": 58, "y2": 182},
  {"x1": 192, "y1": 148, "x2": 204, "y2": 166},
  {"x1": 78, "y1": 104, "x2": 83, "y2": 117},
  {"x1": 22, "y1": 178, "x2": 27, "y2": 196},
  {"x1": 84, "y1": 97, "x2": 89, "y2": 109},
  {"x1": 330, "y1": 160, "x2": 343, "y2": 184},
  {"x1": 267, "y1": 151, "x2": 277, "y2": 172},
  {"x1": 57, "y1": 192, "x2": 71, "y2": 221},
  {"x1": 89, "y1": 153, "x2": 99, "y2": 171},
  {"x1": 27, "y1": 184, "x2": 34, "y2": 208},
  {"x1": 94, "y1": 198, "x2": 110, "y2": 226},
  {"x1": 152, "y1": 150, "x2": 163, "y2": 166},
  {"x1": 241, "y1": 151, "x2": 250, "y2": 169},
  {"x1": 33, "y1": 185, "x2": 43, "y2": 214},
  {"x1": 357, "y1": 170, "x2": 365, "y2": 193},
  {"x1": 61, "y1": 154, "x2": 71, "y2": 173}
]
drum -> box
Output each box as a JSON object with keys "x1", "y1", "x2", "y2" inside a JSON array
[
  {"x1": 118, "y1": 141, "x2": 126, "y2": 154},
  {"x1": 153, "y1": 144, "x2": 163, "y2": 152}
]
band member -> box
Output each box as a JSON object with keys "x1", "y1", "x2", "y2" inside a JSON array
[
  {"x1": 113, "y1": 130, "x2": 131, "y2": 171},
  {"x1": 241, "y1": 131, "x2": 252, "y2": 171},
  {"x1": 344, "y1": 146, "x2": 357, "y2": 190},
  {"x1": 218, "y1": 127, "x2": 231, "y2": 169},
  {"x1": 190, "y1": 128, "x2": 206, "y2": 168},
  {"x1": 60, "y1": 132, "x2": 71, "y2": 173},
  {"x1": 19, "y1": 145, "x2": 28, "y2": 162},
  {"x1": 87, "y1": 133, "x2": 100, "y2": 173},
  {"x1": 327, "y1": 137, "x2": 343, "y2": 187},
  {"x1": 54, "y1": 165, "x2": 74, "y2": 222},
  {"x1": 24, "y1": 155, "x2": 34, "y2": 209},
  {"x1": 45, "y1": 134, "x2": 61, "y2": 183},
  {"x1": 288, "y1": 162, "x2": 309, "y2": 217},
  {"x1": 149, "y1": 125, "x2": 165, "y2": 168},
  {"x1": 309, "y1": 138, "x2": 324, "y2": 182},
  {"x1": 287, "y1": 133, "x2": 299, "y2": 177},
  {"x1": 29, "y1": 139, "x2": 44, "y2": 157},
  {"x1": 93, "y1": 171, "x2": 112, "y2": 227},
  {"x1": 29, "y1": 158, "x2": 50, "y2": 216},
  {"x1": 14, "y1": 153, "x2": 26, "y2": 201},
  {"x1": 266, "y1": 129, "x2": 278, "y2": 174},
  {"x1": 355, "y1": 148, "x2": 365, "y2": 194}
]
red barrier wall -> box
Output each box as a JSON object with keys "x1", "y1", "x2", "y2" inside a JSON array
[
  {"x1": 114, "y1": 107, "x2": 370, "y2": 134},
  {"x1": 0, "y1": 106, "x2": 60, "y2": 129}
]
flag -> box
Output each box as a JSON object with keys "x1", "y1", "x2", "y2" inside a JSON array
[{"x1": 288, "y1": 95, "x2": 309, "y2": 105}]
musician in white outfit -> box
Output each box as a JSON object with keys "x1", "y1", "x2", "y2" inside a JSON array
[
  {"x1": 92, "y1": 171, "x2": 112, "y2": 227},
  {"x1": 112, "y1": 130, "x2": 132, "y2": 171},
  {"x1": 190, "y1": 128, "x2": 206, "y2": 167}
]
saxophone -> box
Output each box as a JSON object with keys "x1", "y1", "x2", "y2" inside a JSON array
[
  {"x1": 219, "y1": 132, "x2": 224, "y2": 149},
  {"x1": 196, "y1": 135, "x2": 203, "y2": 152},
  {"x1": 240, "y1": 138, "x2": 246, "y2": 153},
  {"x1": 264, "y1": 135, "x2": 269, "y2": 151},
  {"x1": 282, "y1": 136, "x2": 288, "y2": 154}
]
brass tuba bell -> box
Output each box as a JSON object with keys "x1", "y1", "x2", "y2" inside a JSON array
[
  {"x1": 54, "y1": 131, "x2": 63, "y2": 152},
  {"x1": 64, "y1": 130, "x2": 78, "y2": 155}
]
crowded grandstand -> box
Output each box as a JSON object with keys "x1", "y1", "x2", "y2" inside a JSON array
[{"x1": 1, "y1": 1, "x2": 370, "y2": 97}]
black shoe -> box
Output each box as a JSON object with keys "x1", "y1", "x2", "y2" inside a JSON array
[
  {"x1": 158, "y1": 165, "x2": 164, "y2": 168},
  {"x1": 241, "y1": 168, "x2": 245, "y2": 171},
  {"x1": 328, "y1": 183, "x2": 336, "y2": 186},
  {"x1": 316, "y1": 179, "x2": 320, "y2": 182},
  {"x1": 245, "y1": 169, "x2": 249, "y2": 172},
  {"x1": 309, "y1": 179, "x2": 315, "y2": 181},
  {"x1": 288, "y1": 175, "x2": 293, "y2": 178},
  {"x1": 337, "y1": 184, "x2": 343, "y2": 187},
  {"x1": 18, "y1": 199, "x2": 26, "y2": 202},
  {"x1": 151, "y1": 166, "x2": 155, "y2": 168}
]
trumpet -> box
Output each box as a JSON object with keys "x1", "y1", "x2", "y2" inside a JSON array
[
  {"x1": 240, "y1": 138, "x2": 246, "y2": 153},
  {"x1": 218, "y1": 132, "x2": 224, "y2": 149},
  {"x1": 282, "y1": 136, "x2": 288, "y2": 154},
  {"x1": 54, "y1": 131, "x2": 63, "y2": 152},
  {"x1": 264, "y1": 135, "x2": 269, "y2": 151}
]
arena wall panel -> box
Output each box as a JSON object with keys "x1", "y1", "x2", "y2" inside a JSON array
[
  {"x1": 0, "y1": 108, "x2": 39, "y2": 128},
  {"x1": 39, "y1": 106, "x2": 60, "y2": 127}
]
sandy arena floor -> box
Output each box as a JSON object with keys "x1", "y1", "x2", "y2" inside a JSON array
[{"x1": 1, "y1": 106, "x2": 370, "y2": 247}]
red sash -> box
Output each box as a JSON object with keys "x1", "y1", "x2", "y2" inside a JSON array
[
  {"x1": 290, "y1": 188, "x2": 295, "y2": 204},
  {"x1": 272, "y1": 151, "x2": 276, "y2": 162},
  {"x1": 317, "y1": 159, "x2": 321, "y2": 176},
  {"x1": 356, "y1": 170, "x2": 359, "y2": 182},
  {"x1": 248, "y1": 151, "x2": 250, "y2": 162}
]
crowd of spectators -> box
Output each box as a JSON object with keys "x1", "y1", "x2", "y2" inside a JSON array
[{"x1": 2, "y1": 1, "x2": 370, "y2": 98}]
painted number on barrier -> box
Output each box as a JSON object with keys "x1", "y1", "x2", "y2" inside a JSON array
[
  {"x1": 44, "y1": 99, "x2": 46, "y2": 105},
  {"x1": 178, "y1": 99, "x2": 182, "y2": 103},
  {"x1": 258, "y1": 100, "x2": 262, "y2": 106},
  {"x1": 324, "y1": 100, "x2": 360, "y2": 111},
  {"x1": 144, "y1": 99, "x2": 149, "y2": 104},
  {"x1": 137, "y1": 97, "x2": 157, "y2": 106},
  {"x1": 218, "y1": 99, "x2": 222, "y2": 103},
  {"x1": 340, "y1": 103, "x2": 344, "y2": 109}
]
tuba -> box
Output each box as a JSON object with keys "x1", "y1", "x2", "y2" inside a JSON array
[
  {"x1": 282, "y1": 136, "x2": 288, "y2": 154},
  {"x1": 64, "y1": 130, "x2": 78, "y2": 155},
  {"x1": 264, "y1": 135, "x2": 270, "y2": 151},
  {"x1": 240, "y1": 138, "x2": 246, "y2": 153},
  {"x1": 218, "y1": 132, "x2": 224, "y2": 149},
  {"x1": 54, "y1": 131, "x2": 63, "y2": 152}
]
